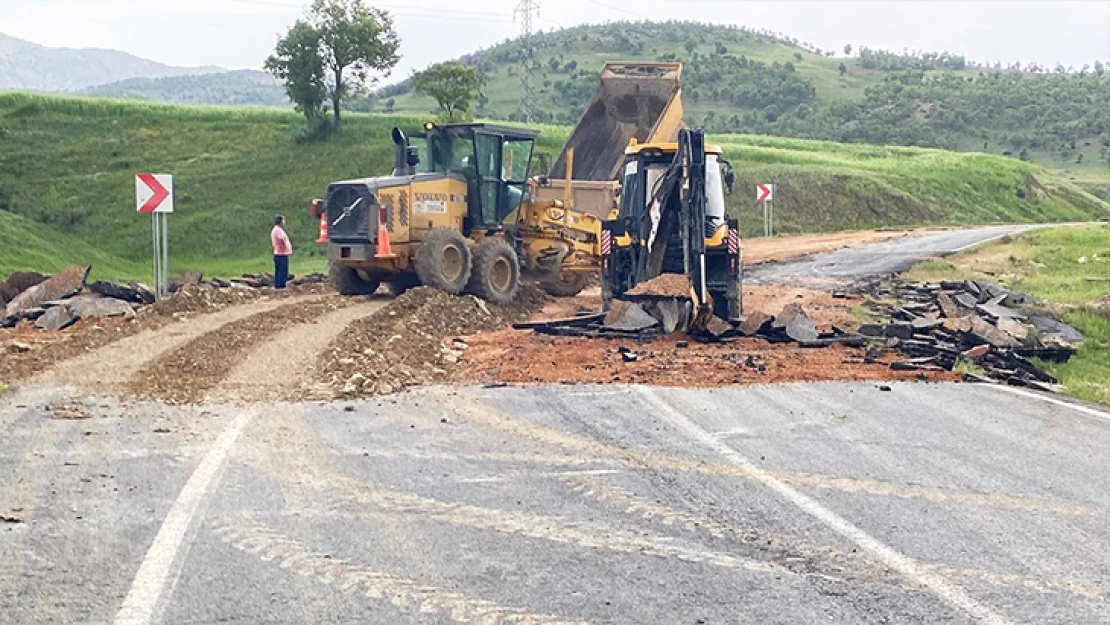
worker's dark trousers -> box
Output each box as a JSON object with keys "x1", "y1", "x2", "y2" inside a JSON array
[{"x1": 274, "y1": 254, "x2": 289, "y2": 289}]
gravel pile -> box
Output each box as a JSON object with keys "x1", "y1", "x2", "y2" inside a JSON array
[{"x1": 318, "y1": 285, "x2": 550, "y2": 397}]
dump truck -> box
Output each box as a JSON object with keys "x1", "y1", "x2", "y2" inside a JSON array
[{"x1": 531, "y1": 63, "x2": 685, "y2": 220}]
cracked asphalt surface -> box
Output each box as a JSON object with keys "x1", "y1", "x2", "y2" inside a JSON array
[{"x1": 2, "y1": 227, "x2": 1108, "y2": 624}]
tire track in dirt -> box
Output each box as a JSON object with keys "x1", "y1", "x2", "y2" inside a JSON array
[
  {"x1": 127, "y1": 295, "x2": 355, "y2": 404},
  {"x1": 211, "y1": 298, "x2": 390, "y2": 404},
  {"x1": 36, "y1": 295, "x2": 321, "y2": 394}
]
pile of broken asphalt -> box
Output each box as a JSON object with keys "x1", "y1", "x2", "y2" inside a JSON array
[
  {"x1": 1, "y1": 264, "x2": 329, "y2": 331},
  {"x1": 855, "y1": 279, "x2": 1084, "y2": 391}
]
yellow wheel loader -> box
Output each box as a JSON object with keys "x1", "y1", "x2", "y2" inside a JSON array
[{"x1": 313, "y1": 122, "x2": 602, "y2": 303}]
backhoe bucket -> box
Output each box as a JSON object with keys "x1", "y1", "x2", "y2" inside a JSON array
[{"x1": 548, "y1": 63, "x2": 684, "y2": 182}]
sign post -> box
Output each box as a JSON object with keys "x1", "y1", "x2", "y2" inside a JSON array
[
  {"x1": 757, "y1": 183, "x2": 776, "y2": 237},
  {"x1": 136, "y1": 174, "x2": 174, "y2": 299}
]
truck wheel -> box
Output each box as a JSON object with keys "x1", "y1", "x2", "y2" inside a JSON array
[
  {"x1": 330, "y1": 262, "x2": 380, "y2": 295},
  {"x1": 541, "y1": 272, "x2": 591, "y2": 297},
  {"x1": 468, "y1": 238, "x2": 521, "y2": 305},
  {"x1": 416, "y1": 228, "x2": 472, "y2": 295}
]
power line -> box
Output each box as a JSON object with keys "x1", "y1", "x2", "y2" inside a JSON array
[{"x1": 515, "y1": 0, "x2": 540, "y2": 123}]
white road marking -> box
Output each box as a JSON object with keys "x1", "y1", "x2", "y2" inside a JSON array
[
  {"x1": 113, "y1": 411, "x2": 253, "y2": 625},
  {"x1": 636, "y1": 386, "x2": 1015, "y2": 625},
  {"x1": 981, "y1": 384, "x2": 1110, "y2": 423}
]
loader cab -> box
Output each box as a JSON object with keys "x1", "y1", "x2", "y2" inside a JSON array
[{"x1": 420, "y1": 122, "x2": 538, "y2": 232}]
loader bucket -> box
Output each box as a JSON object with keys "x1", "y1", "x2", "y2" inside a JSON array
[{"x1": 549, "y1": 63, "x2": 684, "y2": 182}]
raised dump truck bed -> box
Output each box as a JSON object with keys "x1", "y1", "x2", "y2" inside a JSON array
[{"x1": 548, "y1": 63, "x2": 684, "y2": 182}]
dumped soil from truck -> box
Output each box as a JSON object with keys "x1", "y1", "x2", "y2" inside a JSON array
[
  {"x1": 318, "y1": 285, "x2": 550, "y2": 398},
  {"x1": 453, "y1": 285, "x2": 957, "y2": 388},
  {"x1": 627, "y1": 274, "x2": 692, "y2": 297}
]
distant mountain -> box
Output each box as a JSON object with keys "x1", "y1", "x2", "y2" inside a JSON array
[
  {"x1": 0, "y1": 32, "x2": 222, "y2": 91},
  {"x1": 80, "y1": 70, "x2": 290, "y2": 108}
]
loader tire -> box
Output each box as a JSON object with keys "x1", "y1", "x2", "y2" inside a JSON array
[
  {"x1": 330, "y1": 262, "x2": 380, "y2": 296},
  {"x1": 540, "y1": 271, "x2": 591, "y2": 297},
  {"x1": 416, "y1": 228, "x2": 472, "y2": 295},
  {"x1": 468, "y1": 238, "x2": 521, "y2": 306},
  {"x1": 387, "y1": 273, "x2": 420, "y2": 297}
]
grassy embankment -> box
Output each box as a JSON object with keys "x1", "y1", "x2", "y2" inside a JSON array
[
  {"x1": 0, "y1": 92, "x2": 1107, "y2": 280},
  {"x1": 904, "y1": 225, "x2": 1110, "y2": 405},
  {"x1": 710, "y1": 134, "x2": 1110, "y2": 236}
]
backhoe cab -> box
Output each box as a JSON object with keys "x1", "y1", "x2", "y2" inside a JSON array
[{"x1": 316, "y1": 122, "x2": 537, "y2": 304}]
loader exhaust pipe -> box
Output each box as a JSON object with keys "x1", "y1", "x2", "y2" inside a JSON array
[{"x1": 391, "y1": 127, "x2": 418, "y2": 177}]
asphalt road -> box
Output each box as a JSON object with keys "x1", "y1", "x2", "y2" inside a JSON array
[
  {"x1": 2, "y1": 380, "x2": 1109, "y2": 624},
  {"x1": 747, "y1": 225, "x2": 1034, "y2": 284},
  {"x1": 3, "y1": 224, "x2": 1106, "y2": 624}
]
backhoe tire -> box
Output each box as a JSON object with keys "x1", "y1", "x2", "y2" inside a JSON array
[
  {"x1": 710, "y1": 290, "x2": 740, "y2": 321},
  {"x1": 415, "y1": 228, "x2": 472, "y2": 295},
  {"x1": 541, "y1": 271, "x2": 591, "y2": 297},
  {"x1": 467, "y1": 238, "x2": 521, "y2": 306},
  {"x1": 330, "y1": 262, "x2": 380, "y2": 296}
]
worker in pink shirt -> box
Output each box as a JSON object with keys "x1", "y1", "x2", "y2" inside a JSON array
[{"x1": 271, "y1": 215, "x2": 293, "y2": 289}]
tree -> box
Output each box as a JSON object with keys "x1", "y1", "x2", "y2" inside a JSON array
[
  {"x1": 548, "y1": 57, "x2": 560, "y2": 71},
  {"x1": 685, "y1": 38, "x2": 698, "y2": 55},
  {"x1": 308, "y1": 0, "x2": 400, "y2": 127},
  {"x1": 384, "y1": 97, "x2": 395, "y2": 113},
  {"x1": 838, "y1": 62, "x2": 848, "y2": 76},
  {"x1": 265, "y1": 21, "x2": 327, "y2": 126},
  {"x1": 1096, "y1": 60, "x2": 1106, "y2": 77},
  {"x1": 844, "y1": 44, "x2": 852, "y2": 56},
  {"x1": 412, "y1": 62, "x2": 484, "y2": 122},
  {"x1": 793, "y1": 52, "x2": 803, "y2": 62}
]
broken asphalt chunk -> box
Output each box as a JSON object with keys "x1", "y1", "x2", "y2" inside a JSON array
[
  {"x1": 602, "y1": 302, "x2": 659, "y2": 332},
  {"x1": 967, "y1": 316, "x2": 1020, "y2": 348},
  {"x1": 63, "y1": 294, "x2": 136, "y2": 320},
  {"x1": 784, "y1": 312, "x2": 818, "y2": 343},
  {"x1": 5, "y1": 264, "x2": 91, "y2": 318},
  {"x1": 739, "y1": 311, "x2": 772, "y2": 336},
  {"x1": 1030, "y1": 315, "x2": 1084, "y2": 345},
  {"x1": 953, "y1": 292, "x2": 979, "y2": 309},
  {"x1": 34, "y1": 306, "x2": 77, "y2": 331},
  {"x1": 858, "y1": 323, "x2": 914, "y2": 340}
]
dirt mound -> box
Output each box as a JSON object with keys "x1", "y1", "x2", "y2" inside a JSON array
[
  {"x1": 144, "y1": 285, "x2": 265, "y2": 316},
  {"x1": 627, "y1": 274, "x2": 691, "y2": 297},
  {"x1": 318, "y1": 285, "x2": 550, "y2": 397}
]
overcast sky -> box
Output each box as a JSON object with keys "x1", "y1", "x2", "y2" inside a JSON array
[{"x1": 2, "y1": 0, "x2": 1108, "y2": 80}]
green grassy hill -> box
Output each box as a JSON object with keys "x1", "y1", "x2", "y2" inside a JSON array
[
  {"x1": 381, "y1": 21, "x2": 1110, "y2": 189},
  {"x1": 385, "y1": 21, "x2": 885, "y2": 121},
  {"x1": 79, "y1": 70, "x2": 289, "y2": 108},
  {"x1": 0, "y1": 92, "x2": 1106, "y2": 281}
]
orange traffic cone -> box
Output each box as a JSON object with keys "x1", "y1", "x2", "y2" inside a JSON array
[
  {"x1": 316, "y1": 213, "x2": 328, "y2": 243},
  {"x1": 374, "y1": 207, "x2": 396, "y2": 258}
]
